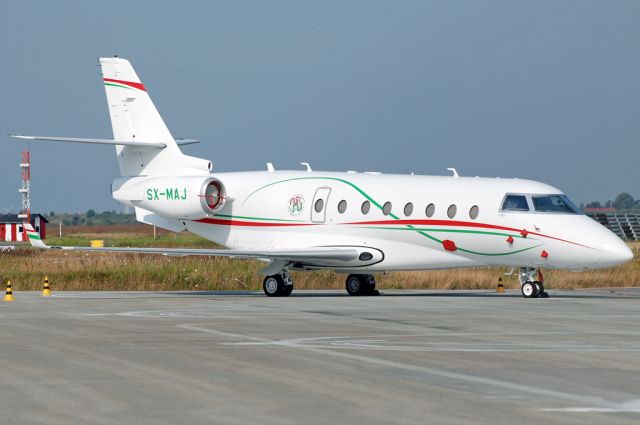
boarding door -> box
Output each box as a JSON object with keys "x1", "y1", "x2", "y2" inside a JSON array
[{"x1": 311, "y1": 187, "x2": 332, "y2": 223}]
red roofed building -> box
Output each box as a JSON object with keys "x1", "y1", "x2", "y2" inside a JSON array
[{"x1": 0, "y1": 214, "x2": 48, "y2": 242}]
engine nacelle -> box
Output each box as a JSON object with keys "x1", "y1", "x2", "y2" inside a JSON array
[{"x1": 112, "y1": 176, "x2": 226, "y2": 219}]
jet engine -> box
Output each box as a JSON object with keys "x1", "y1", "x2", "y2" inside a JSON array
[{"x1": 111, "y1": 176, "x2": 226, "y2": 219}]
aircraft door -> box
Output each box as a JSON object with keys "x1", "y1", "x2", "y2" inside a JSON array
[{"x1": 311, "y1": 187, "x2": 331, "y2": 223}]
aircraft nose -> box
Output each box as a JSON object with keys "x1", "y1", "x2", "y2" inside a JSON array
[{"x1": 598, "y1": 234, "x2": 634, "y2": 266}]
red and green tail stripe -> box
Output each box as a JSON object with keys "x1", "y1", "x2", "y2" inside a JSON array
[{"x1": 103, "y1": 78, "x2": 146, "y2": 91}]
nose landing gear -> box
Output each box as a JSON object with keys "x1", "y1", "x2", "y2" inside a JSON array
[{"x1": 519, "y1": 267, "x2": 549, "y2": 298}]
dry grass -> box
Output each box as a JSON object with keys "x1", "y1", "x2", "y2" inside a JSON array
[{"x1": 1, "y1": 229, "x2": 638, "y2": 291}]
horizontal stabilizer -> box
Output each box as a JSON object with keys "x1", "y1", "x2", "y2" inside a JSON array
[{"x1": 12, "y1": 135, "x2": 166, "y2": 148}]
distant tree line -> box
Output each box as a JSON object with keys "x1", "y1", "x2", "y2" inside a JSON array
[
  {"x1": 581, "y1": 192, "x2": 640, "y2": 211},
  {"x1": 46, "y1": 210, "x2": 136, "y2": 226}
]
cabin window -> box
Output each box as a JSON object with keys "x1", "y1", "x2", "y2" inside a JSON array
[
  {"x1": 425, "y1": 203, "x2": 435, "y2": 217},
  {"x1": 361, "y1": 201, "x2": 371, "y2": 215},
  {"x1": 338, "y1": 200, "x2": 347, "y2": 214},
  {"x1": 404, "y1": 202, "x2": 413, "y2": 217},
  {"x1": 532, "y1": 195, "x2": 580, "y2": 214},
  {"x1": 447, "y1": 204, "x2": 457, "y2": 219},
  {"x1": 501, "y1": 194, "x2": 529, "y2": 212},
  {"x1": 382, "y1": 202, "x2": 392, "y2": 216},
  {"x1": 469, "y1": 205, "x2": 479, "y2": 220},
  {"x1": 314, "y1": 198, "x2": 324, "y2": 213},
  {"x1": 18, "y1": 226, "x2": 23, "y2": 233}
]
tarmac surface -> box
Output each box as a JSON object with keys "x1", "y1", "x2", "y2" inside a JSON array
[{"x1": 2, "y1": 288, "x2": 640, "y2": 425}]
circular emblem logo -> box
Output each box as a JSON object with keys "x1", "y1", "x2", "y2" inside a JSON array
[{"x1": 288, "y1": 194, "x2": 305, "y2": 216}]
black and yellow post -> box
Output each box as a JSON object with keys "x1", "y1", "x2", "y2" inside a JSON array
[
  {"x1": 496, "y1": 277, "x2": 505, "y2": 294},
  {"x1": 4, "y1": 280, "x2": 14, "y2": 302},
  {"x1": 42, "y1": 276, "x2": 51, "y2": 297}
]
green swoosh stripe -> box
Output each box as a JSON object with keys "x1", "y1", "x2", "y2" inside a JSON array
[
  {"x1": 245, "y1": 176, "x2": 540, "y2": 256},
  {"x1": 104, "y1": 82, "x2": 133, "y2": 90}
]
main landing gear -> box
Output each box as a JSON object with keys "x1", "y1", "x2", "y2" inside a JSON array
[
  {"x1": 262, "y1": 271, "x2": 293, "y2": 297},
  {"x1": 261, "y1": 271, "x2": 380, "y2": 297},
  {"x1": 519, "y1": 267, "x2": 549, "y2": 299},
  {"x1": 345, "y1": 274, "x2": 379, "y2": 296}
]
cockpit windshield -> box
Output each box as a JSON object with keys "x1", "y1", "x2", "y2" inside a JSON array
[
  {"x1": 531, "y1": 195, "x2": 581, "y2": 214},
  {"x1": 501, "y1": 195, "x2": 529, "y2": 212}
]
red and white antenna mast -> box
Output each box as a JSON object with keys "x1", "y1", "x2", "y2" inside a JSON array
[{"x1": 18, "y1": 149, "x2": 31, "y2": 223}]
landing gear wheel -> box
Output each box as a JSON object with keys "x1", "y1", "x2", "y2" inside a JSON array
[
  {"x1": 281, "y1": 284, "x2": 293, "y2": 297},
  {"x1": 533, "y1": 281, "x2": 542, "y2": 298},
  {"x1": 363, "y1": 274, "x2": 379, "y2": 296},
  {"x1": 263, "y1": 271, "x2": 293, "y2": 297},
  {"x1": 521, "y1": 281, "x2": 536, "y2": 298},
  {"x1": 346, "y1": 274, "x2": 378, "y2": 296},
  {"x1": 346, "y1": 274, "x2": 363, "y2": 296}
]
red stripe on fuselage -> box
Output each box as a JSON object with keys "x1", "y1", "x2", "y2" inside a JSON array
[
  {"x1": 342, "y1": 219, "x2": 592, "y2": 249},
  {"x1": 193, "y1": 217, "x2": 591, "y2": 249},
  {"x1": 103, "y1": 78, "x2": 146, "y2": 91}
]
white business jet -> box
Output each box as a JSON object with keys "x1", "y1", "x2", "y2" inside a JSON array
[{"x1": 17, "y1": 57, "x2": 633, "y2": 298}]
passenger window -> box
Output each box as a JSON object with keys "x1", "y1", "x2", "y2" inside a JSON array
[
  {"x1": 447, "y1": 204, "x2": 457, "y2": 219},
  {"x1": 469, "y1": 205, "x2": 479, "y2": 220},
  {"x1": 383, "y1": 202, "x2": 392, "y2": 216},
  {"x1": 338, "y1": 200, "x2": 347, "y2": 214},
  {"x1": 532, "y1": 195, "x2": 580, "y2": 214},
  {"x1": 425, "y1": 203, "x2": 435, "y2": 217},
  {"x1": 314, "y1": 198, "x2": 324, "y2": 213},
  {"x1": 361, "y1": 201, "x2": 371, "y2": 215},
  {"x1": 501, "y1": 195, "x2": 529, "y2": 212},
  {"x1": 404, "y1": 202, "x2": 413, "y2": 217}
]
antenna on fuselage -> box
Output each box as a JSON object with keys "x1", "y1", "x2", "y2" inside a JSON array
[
  {"x1": 447, "y1": 167, "x2": 459, "y2": 178},
  {"x1": 267, "y1": 162, "x2": 275, "y2": 172},
  {"x1": 300, "y1": 162, "x2": 312, "y2": 172}
]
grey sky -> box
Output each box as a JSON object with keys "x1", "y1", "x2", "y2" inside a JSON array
[{"x1": 1, "y1": 1, "x2": 638, "y2": 213}]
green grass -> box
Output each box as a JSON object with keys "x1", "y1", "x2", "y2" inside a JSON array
[{"x1": 1, "y1": 226, "x2": 638, "y2": 292}]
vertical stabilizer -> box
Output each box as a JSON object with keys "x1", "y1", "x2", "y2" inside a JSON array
[{"x1": 100, "y1": 57, "x2": 211, "y2": 176}]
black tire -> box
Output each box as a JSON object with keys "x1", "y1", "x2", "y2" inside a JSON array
[
  {"x1": 363, "y1": 274, "x2": 378, "y2": 295},
  {"x1": 281, "y1": 284, "x2": 293, "y2": 297},
  {"x1": 346, "y1": 274, "x2": 364, "y2": 296},
  {"x1": 263, "y1": 275, "x2": 284, "y2": 297},
  {"x1": 533, "y1": 281, "x2": 542, "y2": 298},
  {"x1": 521, "y1": 281, "x2": 536, "y2": 298}
]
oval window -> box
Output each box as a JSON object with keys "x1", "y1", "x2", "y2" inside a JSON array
[
  {"x1": 425, "y1": 203, "x2": 435, "y2": 217},
  {"x1": 314, "y1": 198, "x2": 324, "y2": 213},
  {"x1": 361, "y1": 201, "x2": 371, "y2": 215},
  {"x1": 382, "y1": 202, "x2": 392, "y2": 216},
  {"x1": 469, "y1": 205, "x2": 479, "y2": 220},
  {"x1": 447, "y1": 204, "x2": 457, "y2": 219},
  {"x1": 404, "y1": 202, "x2": 413, "y2": 217},
  {"x1": 338, "y1": 200, "x2": 347, "y2": 214}
]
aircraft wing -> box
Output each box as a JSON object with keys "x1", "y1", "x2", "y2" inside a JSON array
[{"x1": 24, "y1": 224, "x2": 358, "y2": 265}]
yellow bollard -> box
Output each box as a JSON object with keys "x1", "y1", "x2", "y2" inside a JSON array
[
  {"x1": 496, "y1": 277, "x2": 505, "y2": 294},
  {"x1": 4, "y1": 280, "x2": 14, "y2": 302},
  {"x1": 42, "y1": 276, "x2": 51, "y2": 297}
]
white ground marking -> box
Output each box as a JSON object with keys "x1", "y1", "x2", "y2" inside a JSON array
[
  {"x1": 542, "y1": 400, "x2": 640, "y2": 413},
  {"x1": 177, "y1": 323, "x2": 607, "y2": 405}
]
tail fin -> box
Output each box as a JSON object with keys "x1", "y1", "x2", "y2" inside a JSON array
[
  {"x1": 100, "y1": 57, "x2": 211, "y2": 176},
  {"x1": 25, "y1": 224, "x2": 48, "y2": 249}
]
